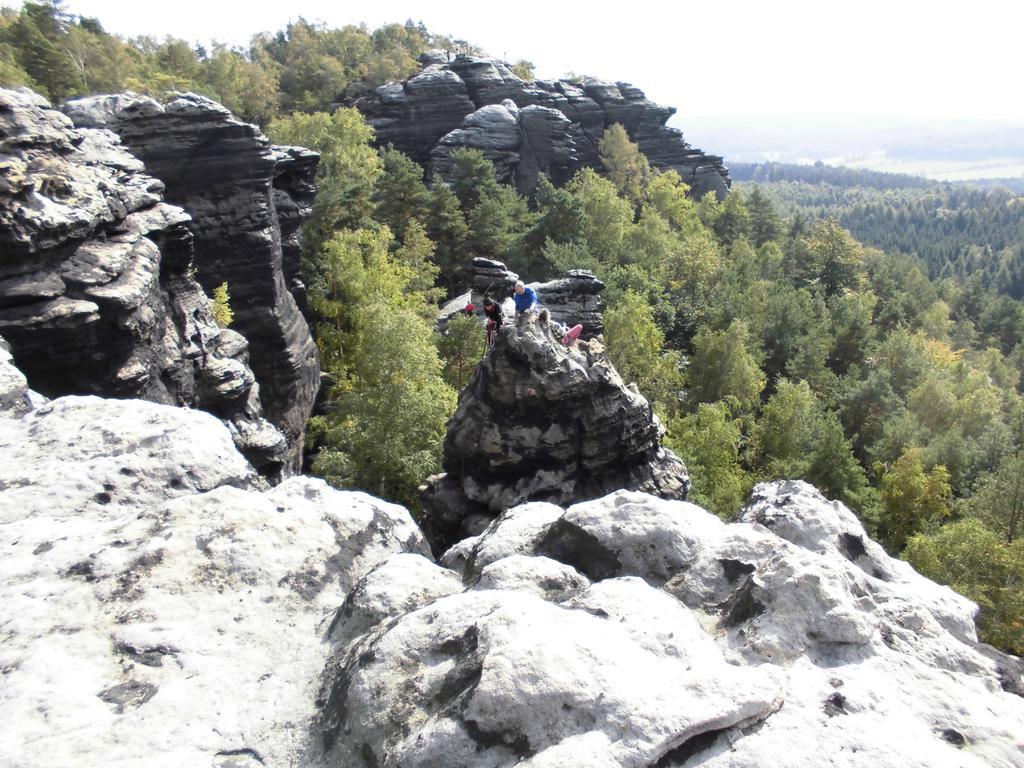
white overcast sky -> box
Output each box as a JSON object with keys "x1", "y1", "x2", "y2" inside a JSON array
[{"x1": 35, "y1": 0, "x2": 1024, "y2": 124}]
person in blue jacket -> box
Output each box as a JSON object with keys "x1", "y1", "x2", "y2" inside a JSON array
[{"x1": 513, "y1": 280, "x2": 538, "y2": 318}]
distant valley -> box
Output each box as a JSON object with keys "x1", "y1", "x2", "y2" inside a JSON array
[{"x1": 680, "y1": 114, "x2": 1024, "y2": 184}]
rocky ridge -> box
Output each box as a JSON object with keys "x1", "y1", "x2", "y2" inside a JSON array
[
  {"x1": 354, "y1": 53, "x2": 730, "y2": 198},
  {"x1": 62, "y1": 91, "x2": 322, "y2": 473},
  {"x1": 0, "y1": 88, "x2": 290, "y2": 474},
  {"x1": 421, "y1": 312, "x2": 689, "y2": 548},
  {"x1": 1, "y1": 342, "x2": 1022, "y2": 767}
]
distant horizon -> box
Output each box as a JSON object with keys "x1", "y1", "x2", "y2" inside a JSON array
[
  {"x1": 6, "y1": 0, "x2": 1024, "y2": 181},
  {"x1": 24, "y1": 0, "x2": 1024, "y2": 124}
]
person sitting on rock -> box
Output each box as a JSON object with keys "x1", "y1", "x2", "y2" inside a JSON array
[
  {"x1": 513, "y1": 280, "x2": 538, "y2": 318},
  {"x1": 483, "y1": 297, "x2": 503, "y2": 348},
  {"x1": 562, "y1": 324, "x2": 583, "y2": 347}
]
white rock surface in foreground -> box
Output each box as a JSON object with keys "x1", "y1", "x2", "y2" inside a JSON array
[
  {"x1": 0, "y1": 394, "x2": 428, "y2": 768},
  {"x1": 320, "y1": 482, "x2": 1024, "y2": 768}
]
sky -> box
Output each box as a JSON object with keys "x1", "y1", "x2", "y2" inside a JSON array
[
  {"x1": 22, "y1": 0, "x2": 1024, "y2": 171},
  {"x1": 49, "y1": 0, "x2": 1024, "y2": 122}
]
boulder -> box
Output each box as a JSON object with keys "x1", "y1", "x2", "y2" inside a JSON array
[
  {"x1": 420, "y1": 313, "x2": 689, "y2": 548},
  {"x1": 319, "y1": 584, "x2": 784, "y2": 768},
  {"x1": 320, "y1": 485, "x2": 1024, "y2": 768},
  {"x1": 63, "y1": 91, "x2": 321, "y2": 473},
  {"x1": 0, "y1": 391, "x2": 428, "y2": 768},
  {"x1": 0, "y1": 88, "x2": 288, "y2": 474},
  {"x1": 3, "y1": 338, "x2": 1023, "y2": 767},
  {"x1": 0, "y1": 333, "x2": 42, "y2": 415},
  {"x1": 429, "y1": 103, "x2": 522, "y2": 184}
]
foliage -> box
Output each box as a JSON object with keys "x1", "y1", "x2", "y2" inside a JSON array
[
  {"x1": 211, "y1": 282, "x2": 233, "y2": 327},
  {"x1": 0, "y1": 7, "x2": 463, "y2": 127},
  {"x1": 665, "y1": 402, "x2": 752, "y2": 519},
  {"x1": 750, "y1": 379, "x2": 871, "y2": 510},
  {"x1": 438, "y1": 313, "x2": 485, "y2": 390},
  {"x1": 904, "y1": 519, "x2": 1024, "y2": 655},
  {"x1": 802, "y1": 218, "x2": 866, "y2": 296},
  {"x1": 311, "y1": 299, "x2": 455, "y2": 505},
  {"x1": 875, "y1": 448, "x2": 951, "y2": 551},
  {"x1": 737, "y1": 165, "x2": 1024, "y2": 302},
  {"x1": 687, "y1": 321, "x2": 765, "y2": 416},
  {"x1": 267, "y1": 108, "x2": 382, "y2": 263},
  {"x1": 306, "y1": 227, "x2": 455, "y2": 507},
  {"x1": 373, "y1": 146, "x2": 431, "y2": 242},
  {"x1": 598, "y1": 123, "x2": 650, "y2": 206},
  {"x1": 961, "y1": 452, "x2": 1024, "y2": 543},
  {"x1": 509, "y1": 59, "x2": 535, "y2": 80},
  {"x1": 604, "y1": 290, "x2": 684, "y2": 415}
]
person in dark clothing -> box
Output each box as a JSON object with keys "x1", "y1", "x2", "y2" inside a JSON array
[{"x1": 483, "y1": 296, "x2": 503, "y2": 348}]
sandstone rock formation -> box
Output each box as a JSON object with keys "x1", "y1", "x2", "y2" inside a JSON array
[
  {"x1": 354, "y1": 54, "x2": 730, "y2": 198},
  {"x1": 63, "y1": 91, "x2": 321, "y2": 472},
  {"x1": 321, "y1": 483, "x2": 1024, "y2": 768},
  {"x1": 0, "y1": 350, "x2": 428, "y2": 767},
  {"x1": 2, "y1": 340, "x2": 1022, "y2": 767},
  {"x1": 534, "y1": 269, "x2": 605, "y2": 338},
  {"x1": 420, "y1": 313, "x2": 689, "y2": 547},
  {"x1": 0, "y1": 88, "x2": 289, "y2": 475}
]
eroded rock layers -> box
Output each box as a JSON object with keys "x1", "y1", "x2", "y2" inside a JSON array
[
  {"x1": 354, "y1": 54, "x2": 730, "y2": 198},
  {"x1": 421, "y1": 313, "x2": 689, "y2": 547},
  {"x1": 0, "y1": 88, "x2": 289, "y2": 474},
  {"x1": 63, "y1": 91, "x2": 321, "y2": 472}
]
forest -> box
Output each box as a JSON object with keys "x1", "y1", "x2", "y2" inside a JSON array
[
  {"x1": 733, "y1": 161, "x2": 1024, "y2": 300},
  {"x1": 2, "y1": 1, "x2": 1022, "y2": 655}
]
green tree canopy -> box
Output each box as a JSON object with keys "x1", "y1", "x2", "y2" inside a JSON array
[
  {"x1": 687, "y1": 320, "x2": 765, "y2": 415},
  {"x1": 665, "y1": 402, "x2": 752, "y2": 519},
  {"x1": 605, "y1": 290, "x2": 684, "y2": 415},
  {"x1": 598, "y1": 123, "x2": 651, "y2": 206}
]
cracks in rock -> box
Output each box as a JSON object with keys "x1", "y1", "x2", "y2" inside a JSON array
[
  {"x1": 718, "y1": 577, "x2": 765, "y2": 628},
  {"x1": 213, "y1": 747, "x2": 266, "y2": 767},
  {"x1": 823, "y1": 691, "x2": 848, "y2": 717},
  {"x1": 718, "y1": 559, "x2": 756, "y2": 584},
  {"x1": 536, "y1": 517, "x2": 621, "y2": 581},
  {"x1": 114, "y1": 639, "x2": 177, "y2": 667},
  {"x1": 650, "y1": 726, "x2": 729, "y2": 767},
  {"x1": 838, "y1": 532, "x2": 867, "y2": 563}
]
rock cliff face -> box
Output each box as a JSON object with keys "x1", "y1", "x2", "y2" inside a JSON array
[
  {"x1": 0, "y1": 88, "x2": 289, "y2": 474},
  {"x1": 2, "y1": 345, "x2": 1022, "y2": 767},
  {"x1": 62, "y1": 92, "x2": 321, "y2": 472},
  {"x1": 420, "y1": 313, "x2": 689, "y2": 548},
  {"x1": 354, "y1": 54, "x2": 730, "y2": 199}
]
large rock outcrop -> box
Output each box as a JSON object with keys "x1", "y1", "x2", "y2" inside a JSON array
[
  {"x1": 0, "y1": 348, "x2": 428, "y2": 768},
  {"x1": 62, "y1": 91, "x2": 321, "y2": 472},
  {"x1": 420, "y1": 313, "x2": 688, "y2": 547},
  {"x1": 2, "y1": 346, "x2": 1022, "y2": 766},
  {"x1": 354, "y1": 54, "x2": 730, "y2": 198},
  {"x1": 320, "y1": 483, "x2": 1024, "y2": 768},
  {"x1": 0, "y1": 88, "x2": 288, "y2": 474}
]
